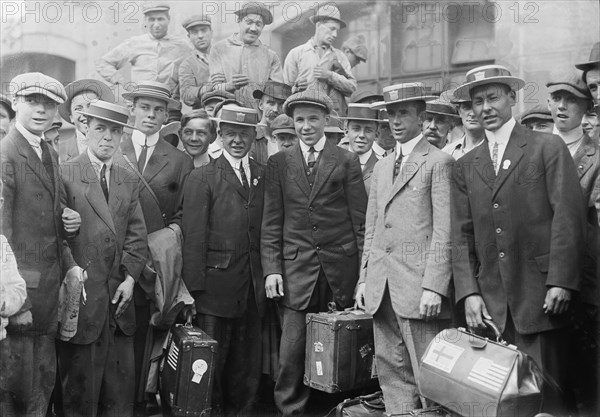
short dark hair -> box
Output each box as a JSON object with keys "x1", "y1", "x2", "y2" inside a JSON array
[{"x1": 180, "y1": 109, "x2": 216, "y2": 137}]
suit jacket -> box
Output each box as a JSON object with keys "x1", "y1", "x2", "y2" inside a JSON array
[
  {"x1": 362, "y1": 151, "x2": 379, "y2": 196},
  {"x1": 573, "y1": 134, "x2": 600, "y2": 306},
  {"x1": 1, "y1": 128, "x2": 76, "y2": 335},
  {"x1": 59, "y1": 131, "x2": 80, "y2": 163},
  {"x1": 359, "y1": 138, "x2": 454, "y2": 319},
  {"x1": 182, "y1": 155, "x2": 266, "y2": 318},
  {"x1": 120, "y1": 133, "x2": 194, "y2": 234},
  {"x1": 452, "y1": 123, "x2": 586, "y2": 334},
  {"x1": 60, "y1": 153, "x2": 148, "y2": 344},
  {"x1": 261, "y1": 139, "x2": 368, "y2": 310}
]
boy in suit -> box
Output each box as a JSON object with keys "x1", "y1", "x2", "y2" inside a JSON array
[{"x1": 58, "y1": 101, "x2": 148, "y2": 417}]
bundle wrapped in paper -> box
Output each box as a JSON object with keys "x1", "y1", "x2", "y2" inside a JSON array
[{"x1": 57, "y1": 267, "x2": 87, "y2": 341}]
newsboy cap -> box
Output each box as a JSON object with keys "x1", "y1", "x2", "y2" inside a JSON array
[
  {"x1": 283, "y1": 88, "x2": 334, "y2": 116},
  {"x1": 142, "y1": 2, "x2": 170, "y2": 15},
  {"x1": 342, "y1": 36, "x2": 368, "y2": 62},
  {"x1": 546, "y1": 69, "x2": 593, "y2": 100},
  {"x1": 10, "y1": 72, "x2": 67, "y2": 104},
  {"x1": 234, "y1": 2, "x2": 273, "y2": 25},
  {"x1": 519, "y1": 104, "x2": 553, "y2": 124},
  {"x1": 182, "y1": 14, "x2": 212, "y2": 30},
  {"x1": 271, "y1": 114, "x2": 296, "y2": 136}
]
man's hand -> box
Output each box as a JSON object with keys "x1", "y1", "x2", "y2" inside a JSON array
[
  {"x1": 62, "y1": 207, "x2": 81, "y2": 234},
  {"x1": 354, "y1": 282, "x2": 366, "y2": 310},
  {"x1": 544, "y1": 287, "x2": 571, "y2": 315},
  {"x1": 464, "y1": 294, "x2": 492, "y2": 329},
  {"x1": 419, "y1": 289, "x2": 442, "y2": 320},
  {"x1": 294, "y1": 78, "x2": 308, "y2": 92},
  {"x1": 9, "y1": 310, "x2": 33, "y2": 330},
  {"x1": 313, "y1": 66, "x2": 332, "y2": 82},
  {"x1": 112, "y1": 275, "x2": 135, "y2": 319},
  {"x1": 210, "y1": 73, "x2": 227, "y2": 84},
  {"x1": 265, "y1": 274, "x2": 284, "y2": 300},
  {"x1": 65, "y1": 265, "x2": 88, "y2": 283},
  {"x1": 227, "y1": 74, "x2": 250, "y2": 91}
]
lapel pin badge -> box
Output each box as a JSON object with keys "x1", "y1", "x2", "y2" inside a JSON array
[
  {"x1": 253, "y1": 177, "x2": 260, "y2": 187},
  {"x1": 503, "y1": 160, "x2": 511, "y2": 170}
]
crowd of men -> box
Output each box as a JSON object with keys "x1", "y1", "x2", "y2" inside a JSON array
[{"x1": 0, "y1": 1, "x2": 599, "y2": 417}]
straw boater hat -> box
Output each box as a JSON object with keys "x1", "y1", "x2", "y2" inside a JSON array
[
  {"x1": 122, "y1": 81, "x2": 179, "y2": 107},
  {"x1": 453, "y1": 65, "x2": 526, "y2": 101},
  {"x1": 76, "y1": 100, "x2": 135, "y2": 129},
  {"x1": 271, "y1": 114, "x2": 296, "y2": 136},
  {"x1": 310, "y1": 3, "x2": 346, "y2": 28},
  {"x1": 283, "y1": 88, "x2": 334, "y2": 117},
  {"x1": 234, "y1": 2, "x2": 273, "y2": 25},
  {"x1": 252, "y1": 82, "x2": 293, "y2": 101},
  {"x1": 519, "y1": 104, "x2": 553, "y2": 125},
  {"x1": 575, "y1": 42, "x2": 600, "y2": 73},
  {"x1": 59, "y1": 79, "x2": 115, "y2": 122},
  {"x1": 546, "y1": 69, "x2": 593, "y2": 100},
  {"x1": 181, "y1": 14, "x2": 212, "y2": 31},
  {"x1": 339, "y1": 103, "x2": 380, "y2": 122},
  {"x1": 371, "y1": 82, "x2": 437, "y2": 110},
  {"x1": 212, "y1": 104, "x2": 259, "y2": 127},
  {"x1": 10, "y1": 72, "x2": 67, "y2": 104}
]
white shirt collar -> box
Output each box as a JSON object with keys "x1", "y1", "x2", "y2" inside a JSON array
[
  {"x1": 372, "y1": 142, "x2": 389, "y2": 158},
  {"x1": 553, "y1": 125, "x2": 584, "y2": 145},
  {"x1": 222, "y1": 150, "x2": 249, "y2": 170},
  {"x1": 395, "y1": 134, "x2": 422, "y2": 160},
  {"x1": 485, "y1": 117, "x2": 516, "y2": 145},
  {"x1": 87, "y1": 148, "x2": 113, "y2": 170},
  {"x1": 132, "y1": 129, "x2": 160, "y2": 148},
  {"x1": 299, "y1": 136, "x2": 327, "y2": 153},
  {"x1": 15, "y1": 121, "x2": 42, "y2": 147},
  {"x1": 358, "y1": 149, "x2": 373, "y2": 165}
]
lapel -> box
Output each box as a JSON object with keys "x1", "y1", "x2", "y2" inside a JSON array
[
  {"x1": 472, "y1": 138, "x2": 495, "y2": 190},
  {"x1": 80, "y1": 154, "x2": 117, "y2": 235},
  {"x1": 572, "y1": 134, "x2": 596, "y2": 179},
  {"x1": 309, "y1": 139, "x2": 338, "y2": 203},
  {"x1": 362, "y1": 151, "x2": 379, "y2": 181},
  {"x1": 120, "y1": 133, "x2": 137, "y2": 167},
  {"x1": 386, "y1": 138, "x2": 428, "y2": 205},
  {"x1": 143, "y1": 137, "x2": 169, "y2": 183},
  {"x1": 65, "y1": 134, "x2": 80, "y2": 161},
  {"x1": 14, "y1": 131, "x2": 56, "y2": 197},
  {"x1": 288, "y1": 144, "x2": 311, "y2": 199},
  {"x1": 216, "y1": 154, "x2": 249, "y2": 201},
  {"x1": 491, "y1": 124, "x2": 526, "y2": 199},
  {"x1": 248, "y1": 159, "x2": 262, "y2": 204}
]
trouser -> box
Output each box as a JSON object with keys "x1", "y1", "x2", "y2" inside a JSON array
[
  {"x1": 275, "y1": 270, "x2": 333, "y2": 417},
  {"x1": 372, "y1": 285, "x2": 450, "y2": 414},
  {"x1": 57, "y1": 315, "x2": 135, "y2": 417},
  {"x1": 0, "y1": 333, "x2": 56, "y2": 417},
  {"x1": 194, "y1": 289, "x2": 262, "y2": 417}
]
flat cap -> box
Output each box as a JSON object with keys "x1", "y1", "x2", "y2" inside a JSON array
[
  {"x1": 271, "y1": 114, "x2": 296, "y2": 136},
  {"x1": 10, "y1": 72, "x2": 67, "y2": 104},
  {"x1": 0, "y1": 94, "x2": 15, "y2": 119},
  {"x1": 546, "y1": 69, "x2": 593, "y2": 100},
  {"x1": 182, "y1": 14, "x2": 212, "y2": 30},
  {"x1": 283, "y1": 88, "x2": 334, "y2": 116},
  {"x1": 142, "y1": 2, "x2": 170, "y2": 14},
  {"x1": 234, "y1": 2, "x2": 273, "y2": 25},
  {"x1": 253, "y1": 81, "x2": 292, "y2": 101},
  {"x1": 342, "y1": 36, "x2": 368, "y2": 62},
  {"x1": 519, "y1": 104, "x2": 553, "y2": 124}
]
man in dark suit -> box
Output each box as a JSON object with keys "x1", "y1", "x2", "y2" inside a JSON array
[
  {"x1": 58, "y1": 100, "x2": 148, "y2": 417},
  {"x1": 118, "y1": 81, "x2": 193, "y2": 408},
  {"x1": 181, "y1": 104, "x2": 265, "y2": 416},
  {"x1": 340, "y1": 103, "x2": 381, "y2": 195},
  {"x1": 452, "y1": 65, "x2": 586, "y2": 414},
  {"x1": 261, "y1": 89, "x2": 367, "y2": 417},
  {"x1": 0, "y1": 73, "x2": 82, "y2": 416}
]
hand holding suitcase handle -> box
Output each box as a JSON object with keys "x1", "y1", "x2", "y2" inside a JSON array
[{"x1": 467, "y1": 318, "x2": 507, "y2": 346}]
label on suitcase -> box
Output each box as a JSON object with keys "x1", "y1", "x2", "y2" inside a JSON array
[
  {"x1": 160, "y1": 323, "x2": 218, "y2": 417},
  {"x1": 304, "y1": 309, "x2": 379, "y2": 393}
]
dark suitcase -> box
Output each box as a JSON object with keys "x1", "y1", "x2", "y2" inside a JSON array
[
  {"x1": 159, "y1": 317, "x2": 218, "y2": 417},
  {"x1": 305, "y1": 306, "x2": 378, "y2": 393},
  {"x1": 334, "y1": 391, "x2": 452, "y2": 417}
]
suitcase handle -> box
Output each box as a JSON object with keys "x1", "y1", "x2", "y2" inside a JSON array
[
  {"x1": 468, "y1": 318, "x2": 505, "y2": 344},
  {"x1": 185, "y1": 309, "x2": 193, "y2": 327}
]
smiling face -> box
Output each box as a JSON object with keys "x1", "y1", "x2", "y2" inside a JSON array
[
  {"x1": 258, "y1": 94, "x2": 284, "y2": 126},
  {"x1": 187, "y1": 25, "x2": 212, "y2": 53},
  {"x1": 471, "y1": 83, "x2": 516, "y2": 132},
  {"x1": 582, "y1": 110, "x2": 600, "y2": 140},
  {"x1": 315, "y1": 20, "x2": 340, "y2": 46},
  {"x1": 181, "y1": 117, "x2": 215, "y2": 157},
  {"x1": 386, "y1": 101, "x2": 424, "y2": 143},
  {"x1": 131, "y1": 97, "x2": 168, "y2": 135},
  {"x1": 12, "y1": 94, "x2": 58, "y2": 136},
  {"x1": 86, "y1": 117, "x2": 123, "y2": 162},
  {"x1": 145, "y1": 11, "x2": 170, "y2": 40},
  {"x1": 70, "y1": 90, "x2": 99, "y2": 135},
  {"x1": 548, "y1": 90, "x2": 589, "y2": 133},
  {"x1": 220, "y1": 122, "x2": 255, "y2": 158},
  {"x1": 238, "y1": 14, "x2": 264, "y2": 44},
  {"x1": 292, "y1": 105, "x2": 329, "y2": 146},
  {"x1": 347, "y1": 120, "x2": 378, "y2": 155}
]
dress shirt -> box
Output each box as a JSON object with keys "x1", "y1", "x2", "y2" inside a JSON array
[
  {"x1": 131, "y1": 130, "x2": 160, "y2": 172},
  {"x1": 442, "y1": 135, "x2": 484, "y2": 160},
  {"x1": 395, "y1": 134, "x2": 422, "y2": 170},
  {"x1": 485, "y1": 117, "x2": 516, "y2": 167},
  {"x1": 372, "y1": 142, "x2": 393, "y2": 159},
  {"x1": 257, "y1": 124, "x2": 279, "y2": 157},
  {"x1": 299, "y1": 136, "x2": 327, "y2": 165},
  {"x1": 553, "y1": 125, "x2": 584, "y2": 157},
  {"x1": 222, "y1": 151, "x2": 251, "y2": 186},
  {"x1": 87, "y1": 149, "x2": 112, "y2": 192},
  {"x1": 96, "y1": 33, "x2": 192, "y2": 85},
  {"x1": 76, "y1": 130, "x2": 88, "y2": 155},
  {"x1": 15, "y1": 121, "x2": 43, "y2": 159},
  {"x1": 359, "y1": 149, "x2": 374, "y2": 171},
  {"x1": 178, "y1": 49, "x2": 211, "y2": 107},
  {"x1": 208, "y1": 138, "x2": 224, "y2": 159}
]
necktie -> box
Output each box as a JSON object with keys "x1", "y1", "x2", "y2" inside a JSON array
[
  {"x1": 239, "y1": 161, "x2": 250, "y2": 191},
  {"x1": 492, "y1": 141, "x2": 499, "y2": 174},
  {"x1": 39, "y1": 140, "x2": 56, "y2": 190},
  {"x1": 100, "y1": 164, "x2": 109, "y2": 202},
  {"x1": 393, "y1": 149, "x2": 403, "y2": 182},
  {"x1": 138, "y1": 137, "x2": 148, "y2": 174},
  {"x1": 307, "y1": 146, "x2": 316, "y2": 175}
]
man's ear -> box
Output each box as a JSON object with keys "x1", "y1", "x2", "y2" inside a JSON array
[
  {"x1": 11, "y1": 97, "x2": 18, "y2": 112},
  {"x1": 508, "y1": 90, "x2": 517, "y2": 106},
  {"x1": 547, "y1": 97, "x2": 552, "y2": 113}
]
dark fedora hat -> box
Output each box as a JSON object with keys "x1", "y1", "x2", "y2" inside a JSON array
[
  {"x1": 575, "y1": 42, "x2": 600, "y2": 72},
  {"x1": 76, "y1": 100, "x2": 134, "y2": 129},
  {"x1": 59, "y1": 79, "x2": 115, "y2": 122},
  {"x1": 253, "y1": 81, "x2": 292, "y2": 101}
]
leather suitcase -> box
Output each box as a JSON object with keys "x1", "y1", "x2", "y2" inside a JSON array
[
  {"x1": 159, "y1": 319, "x2": 218, "y2": 417},
  {"x1": 334, "y1": 391, "x2": 452, "y2": 417},
  {"x1": 304, "y1": 306, "x2": 378, "y2": 393}
]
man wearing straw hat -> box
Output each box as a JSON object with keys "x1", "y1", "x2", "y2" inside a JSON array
[
  {"x1": 355, "y1": 82, "x2": 454, "y2": 413},
  {"x1": 452, "y1": 64, "x2": 586, "y2": 414},
  {"x1": 58, "y1": 101, "x2": 148, "y2": 417}
]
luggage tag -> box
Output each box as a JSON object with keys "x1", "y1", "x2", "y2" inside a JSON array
[{"x1": 191, "y1": 359, "x2": 208, "y2": 384}]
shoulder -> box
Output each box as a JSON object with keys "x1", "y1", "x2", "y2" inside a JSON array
[
  {"x1": 0, "y1": 130, "x2": 18, "y2": 156},
  {"x1": 428, "y1": 144, "x2": 455, "y2": 165}
]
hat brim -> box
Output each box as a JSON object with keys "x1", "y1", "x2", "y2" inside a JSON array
[
  {"x1": 16, "y1": 87, "x2": 65, "y2": 104},
  {"x1": 426, "y1": 109, "x2": 460, "y2": 118},
  {"x1": 234, "y1": 8, "x2": 273, "y2": 25},
  {"x1": 371, "y1": 96, "x2": 437, "y2": 110},
  {"x1": 454, "y1": 77, "x2": 526, "y2": 101},
  {"x1": 309, "y1": 15, "x2": 347, "y2": 29},
  {"x1": 272, "y1": 128, "x2": 297, "y2": 135},
  {"x1": 183, "y1": 21, "x2": 211, "y2": 30},
  {"x1": 143, "y1": 7, "x2": 170, "y2": 14},
  {"x1": 338, "y1": 116, "x2": 380, "y2": 122},
  {"x1": 0, "y1": 99, "x2": 15, "y2": 119},
  {"x1": 520, "y1": 113, "x2": 554, "y2": 123},
  {"x1": 575, "y1": 60, "x2": 600, "y2": 71},
  {"x1": 59, "y1": 79, "x2": 114, "y2": 122},
  {"x1": 252, "y1": 90, "x2": 288, "y2": 101},
  {"x1": 547, "y1": 84, "x2": 592, "y2": 100},
  {"x1": 122, "y1": 91, "x2": 179, "y2": 108},
  {"x1": 76, "y1": 110, "x2": 135, "y2": 129},
  {"x1": 324, "y1": 127, "x2": 344, "y2": 134},
  {"x1": 284, "y1": 100, "x2": 330, "y2": 116},
  {"x1": 210, "y1": 117, "x2": 257, "y2": 128}
]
